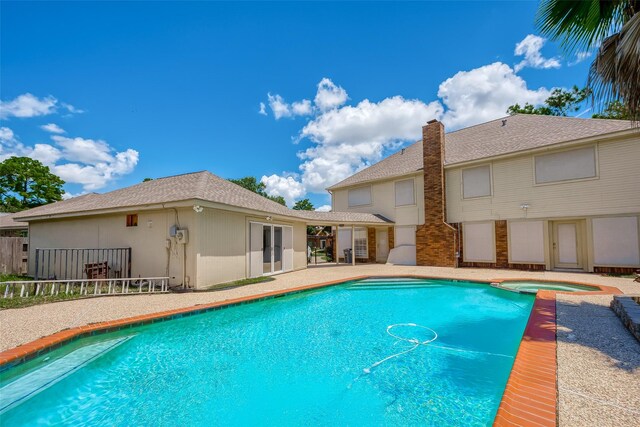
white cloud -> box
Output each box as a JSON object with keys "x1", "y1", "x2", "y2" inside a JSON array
[
  {"x1": 314, "y1": 78, "x2": 348, "y2": 111},
  {"x1": 30, "y1": 144, "x2": 63, "y2": 166},
  {"x1": 291, "y1": 99, "x2": 313, "y2": 116},
  {"x1": 53, "y1": 148, "x2": 138, "y2": 191},
  {"x1": 40, "y1": 123, "x2": 66, "y2": 134},
  {"x1": 52, "y1": 135, "x2": 114, "y2": 164},
  {"x1": 263, "y1": 52, "x2": 555, "y2": 198},
  {"x1": 514, "y1": 34, "x2": 561, "y2": 72},
  {"x1": 297, "y1": 96, "x2": 443, "y2": 193},
  {"x1": 266, "y1": 93, "x2": 313, "y2": 119},
  {"x1": 0, "y1": 93, "x2": 82, "y2": 119},
  {"x1": 439, "y1": 62, "x2": 551, "y2": 129},
  {"x1": 315, "y1": 205, "x2": 332, "y2": 212},
  {"x1": 258, "y1": 102, "x2": 267, "y2": 115},
  {"x1": 267, "y1": 93, "x2": 292, "y2": 119},
  {"x1": 569, "y1": 51, "x2": 592, "y2": 66},
  {"x1": 0, "y1": 128, "x2": 138, "y2": 191},
  {"x1": 260, "y1": 174, "x2": 306, "y2": 206},
  {"x1": 0, "y1": 94, "x2": 57, "y2": 119},
  {"x1": 0, "y1": 127, "x2": 16, "y2": 144}
]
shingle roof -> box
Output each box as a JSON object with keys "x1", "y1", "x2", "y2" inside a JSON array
[
  {"x1": 0, "y1": 213, "x2": 28, "y2": 230},
  {"x1": 328, "y1": 115, "x2": 636, "y2": 190},
  {"x1": 14, "y1": 171, "x2": 391, "y2": 225}
]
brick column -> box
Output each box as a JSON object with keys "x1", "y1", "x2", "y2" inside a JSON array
[
  {"x1": 367, "y1": 227, "x2": 376, "y2": 263},
  {"x1": 388, "y1": 226, "x2": 394, "y2": 250},
  {"x1": 416, "y1": 120, "x2": 457, "y2": 267},
  {"x1": 495, "y1": 220, "x2": 509, "y2": 268}
]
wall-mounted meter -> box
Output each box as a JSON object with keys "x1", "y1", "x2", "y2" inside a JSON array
[{"x1": 175, "y1": 229, "x2": 189, "y2": 244}]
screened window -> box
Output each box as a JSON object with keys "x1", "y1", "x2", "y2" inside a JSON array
[
  {"x1": 535, "y1": 146, "x2": 596, "y2": 184},
  {"x1": 395, "y1": 179, "x2": 415, "y2": 206},
  {"x1": 126, "y1": 214, "x2": 138, "y2": 227},
  {"x1": 354, "y1": 228, "x2": 368, "y2": 258},
  {"x1": 463, "y1": 222, "x2": 495, "y2": 262},
  {"x1": 462, "y1": 165, "x2": 491, "y2": 198},
  {"x1": 348, "y1": 186, "x2": 372, "y2": 207}
]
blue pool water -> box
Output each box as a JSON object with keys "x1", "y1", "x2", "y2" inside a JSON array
[{"x1": 0, "y1": 278, "x2": 534, "y2": 426}]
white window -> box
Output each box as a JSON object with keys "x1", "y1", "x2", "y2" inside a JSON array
[
  {"x1": 463, "y1": 222, "x2": 495, "y2": 262},
  {"x1": 592, "y1": 217, "x2": 640, "y2": 266},
  {"x1": 509, "y1": 221, "x2": 545, "y2": 263},
  {"x1": 348, "y1": 186, "x2": 372, "y2": 207},
  {"x1": 395, "y1": 179, "x2": 415, "y2": 206},
  {"x1": 535, "y1": 146, "x2": 597, "y2": 184},
  {"x1": 462, "y1": 165, "x2": 492, "y2": 199},
  {"x1": 354, "y1": 228, "x2": 368, "y2": 258},
  {"x1": 337, "y1": 227, "x2": 368, "y2": 259}
]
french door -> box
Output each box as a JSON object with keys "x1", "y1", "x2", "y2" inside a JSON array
[{"x1": 250, "y1": 223, "x2": 293, "y2": 277}]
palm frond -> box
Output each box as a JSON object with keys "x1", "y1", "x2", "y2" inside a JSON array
[
  {"x1": 535, "y1": 0, "x2": 629, "y2": 52},
  {"x1": 588, "y1": 12, "x2": 640, "y2": 121}
]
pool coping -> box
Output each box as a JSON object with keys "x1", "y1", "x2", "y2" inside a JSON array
[{"x1": 0, "y1": 275, "x2": 623, "y2": 425}]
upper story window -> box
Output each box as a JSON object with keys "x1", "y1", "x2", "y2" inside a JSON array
[
  {"x1": 348, "y1": 186, "x2": 372, "y2": 207},
  {"x1": 462, "y1": 165, "x2": 492, "y2": 199},
  {"x1": 535, "y1": 146, "x2": 597, "y2": 184},
  {"x1": 395, "y1": 179, "x2": 415, "y2": 206},
  {"x1": 126, "y1": 214, "x2": 138, "y2": 227}
]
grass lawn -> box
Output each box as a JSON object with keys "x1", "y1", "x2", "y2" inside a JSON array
[{"x1": 0, "y1": 292, "x2": 88, "y2": 310}]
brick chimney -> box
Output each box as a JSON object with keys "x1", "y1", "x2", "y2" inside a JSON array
[{"x1": 415, "y1": 120, "x2": 457, "y2": 267}]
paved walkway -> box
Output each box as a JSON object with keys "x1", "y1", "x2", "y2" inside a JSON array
[{"x1": 1, "y1": 264, "x2": 638, "y2": 425}]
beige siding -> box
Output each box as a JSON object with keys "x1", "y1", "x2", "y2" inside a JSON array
[
  {"x1": 28, "y1": 208, "x2": 197, "y2": 286},
  {"x1": 332, "y1": 174, "x2": 424, "y2": 225},
  {"x1": 196, "y1": 208, "x2": 248, "y2": 287},
  {"x1": 196, "y1": 210, "x2": 309, "y2": 289},
  {"x1": 446, "y1": 137, "x2": 640, "y2": 223}
]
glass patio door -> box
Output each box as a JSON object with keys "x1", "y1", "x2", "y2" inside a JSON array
[{"x1": 251, "y1": 222, "x2": 294, "y2": 277}]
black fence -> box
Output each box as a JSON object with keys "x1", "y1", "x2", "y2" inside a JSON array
[{"x1": 34, "y1": 248, "x2": 132, "y2": 280}]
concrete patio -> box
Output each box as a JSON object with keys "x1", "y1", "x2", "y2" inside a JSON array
[{"x1": 1, "y1": 264, "x2": 638, "y2": 426}]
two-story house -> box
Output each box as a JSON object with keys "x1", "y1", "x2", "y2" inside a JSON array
[{"x1": 328, "y1": 115, "x2": 640, "y2": 273}]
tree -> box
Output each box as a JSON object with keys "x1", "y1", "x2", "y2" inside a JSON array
[
  {"x1": 507, "y1": 86, "x2": 589, "y2": 116},
  {"x1": 536, "y1": 0, "x2": 640, "y2": 121},
  {"x1": 591, "y1": 100, "x2": 631, "y2": 120},
  {"x1": 0, "y1": 157, "x2": 65, "y2": 212},
  {"x1": 292, "y1": 199, "x2": 314, "y2": 211},
  {"x1": 228, "y1": 176, "x2": 286, "y2": 206},
  {"x1": 142, "y1": 177, "x2": 153, "y2": 182}
]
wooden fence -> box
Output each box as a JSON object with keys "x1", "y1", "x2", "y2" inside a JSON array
[{"x1": 0, "y1": 237, "x2": 28, "y2": 275}]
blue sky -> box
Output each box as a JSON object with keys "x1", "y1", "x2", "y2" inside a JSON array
[{"x1": 0, "y1": 1, "x2": 592, "y2": 210}]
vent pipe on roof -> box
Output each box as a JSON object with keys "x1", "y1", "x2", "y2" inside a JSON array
[{"x1": 502, "y1": 119, "x2": 507, "y2": 127}]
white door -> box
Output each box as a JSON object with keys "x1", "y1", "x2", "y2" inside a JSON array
[
  {"x1": 553, "y1": 222, "x2": 582, "y2": 269},
  {"x1": 376, "y1": 229, "x2": 389, "y2": 262},
  {"x1": 249, "y1": 222, "x2": 263, "y2": 278},
  {"x1": 283, "y1": 226, "x2": 293, "y2": 271}
]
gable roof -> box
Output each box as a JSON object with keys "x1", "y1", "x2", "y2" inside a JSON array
[
  {"x1": 14, "y1": 171, "x2": 391, "y2": 225},
  {"x1": 0, "y1": 213, "x2": 29, "y2": 230},
  {"x1": 327, "y1": 115, "x2": 636, "y2": 190}
]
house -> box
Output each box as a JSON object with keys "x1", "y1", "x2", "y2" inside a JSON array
[
  {"x1": 14, "y1": 171, "x2": 390, "y2": 288},
  {"x1": 329, "y1": 115, "x2": 640, "y2": 273},
  {"x1": 0, "y1": 213, "x2": 28, "y2": 237},
  {"x1": 0, "y1": 213, "x2": 29, "y2": 275}
]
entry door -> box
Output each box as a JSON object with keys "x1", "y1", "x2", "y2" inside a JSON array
[
  {"x1": 553, "y1": 221, "x2": 582, "y2": 269},
  {"x1": 376, "y1": 229, "x2": 389, "y2": 262}
]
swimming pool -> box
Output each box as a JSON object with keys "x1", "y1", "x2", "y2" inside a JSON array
[
  {"x1": 493, "y1": 280, "x2": 599, "y2": 294},
  {"x1": 0, "y1": 277, "x2": 534, "y2": 426}
]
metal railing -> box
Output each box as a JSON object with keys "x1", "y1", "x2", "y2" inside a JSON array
[
  {"x1": 1, "y1": 277, "x2": 169, "y2": 299},
  {"x1": 34, "y1": 248, "x2": 132, "y2": 280}
]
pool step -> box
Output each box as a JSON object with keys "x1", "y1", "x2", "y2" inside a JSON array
[
  {"x1": 0, "y1": 336, "x2": 133, "y2": 414},
  {"x1": 345, "y1": 279, "x2": 446, "y2": 290}
]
